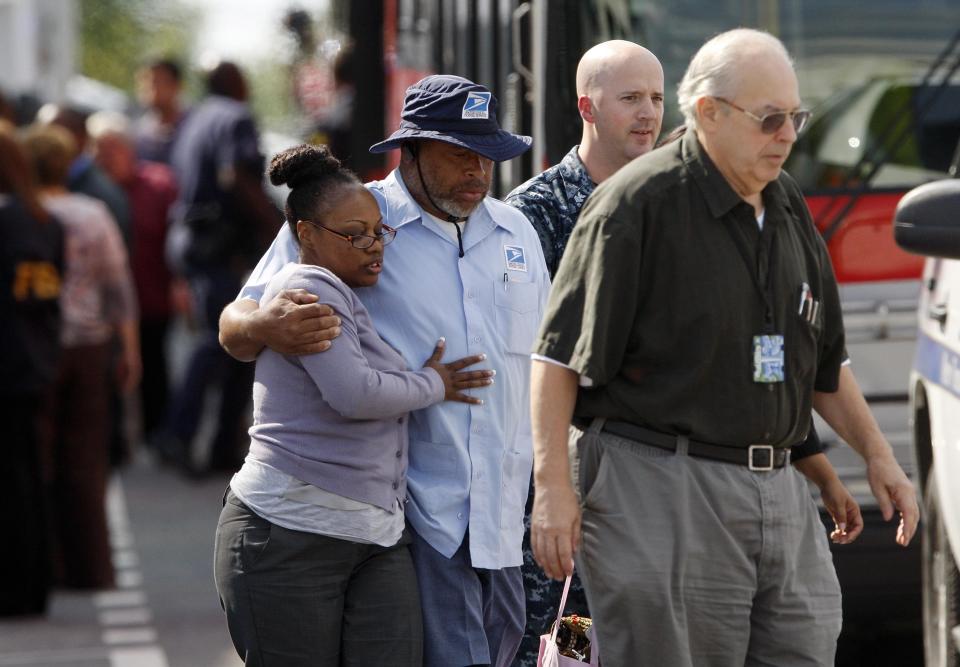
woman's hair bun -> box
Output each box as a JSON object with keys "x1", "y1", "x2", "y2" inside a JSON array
[{"x1": 268, "y1": 144, "x2": 341, "y2": 188}]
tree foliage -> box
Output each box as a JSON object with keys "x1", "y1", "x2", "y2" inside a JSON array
[{"x1": 80, "y1": 0, "x2": 198, "y2": 94}]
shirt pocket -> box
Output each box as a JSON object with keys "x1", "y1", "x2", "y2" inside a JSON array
[
  {"x1": 493, "y1": 279, "x2": 539, "y2": 355},
  {"x1": 789, "y1": 302, "x2": 822, "y2": 385}
]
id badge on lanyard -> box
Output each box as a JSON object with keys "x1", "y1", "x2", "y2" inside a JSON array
[
  {"x1": 726, "y1": 211, "x2": 785, "y2": 384},
  {"x1": 753, "y1": 334, "x2": 785, "y2": 383}
]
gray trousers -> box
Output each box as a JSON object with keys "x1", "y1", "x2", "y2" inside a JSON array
[
  {"x1": 213, "y1": 489, "x2": 423, "y2": 666},
  {"x1": 572, "y1": 421, "x2": 842, "y2": 667}
]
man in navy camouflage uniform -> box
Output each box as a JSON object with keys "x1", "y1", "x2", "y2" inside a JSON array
[
  {"x1": 506, "y1": 40, "x2": 860, "y2": 666},
  {"x1": 505, "y1": 40, "x2": 666, "y2": 665}
]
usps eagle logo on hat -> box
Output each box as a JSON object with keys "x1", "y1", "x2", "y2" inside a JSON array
[{"x1": 462, "y1": 91, "x2": 491, "y2": 119}]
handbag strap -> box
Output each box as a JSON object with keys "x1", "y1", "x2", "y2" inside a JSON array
[
  {"x1": 549, "y1": 573, "x2": 574, "y2": 642},
  {"x1": 551, "y1": 570, "x2": 601, "y2": 666}
]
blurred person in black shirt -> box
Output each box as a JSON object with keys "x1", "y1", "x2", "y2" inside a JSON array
[
  {"x1": 0, "y1": 120, "x2": 64, "y2": 615},
  {"x1": 162, "y1": 61, "x2": 281, "y2": 475}
]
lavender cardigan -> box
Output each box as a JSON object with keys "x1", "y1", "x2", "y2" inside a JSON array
[{"x1": 247, "y1": 263, "x2": 444, "y2": 510}]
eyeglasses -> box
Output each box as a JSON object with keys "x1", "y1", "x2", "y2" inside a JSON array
[
  {"x1": 299, "y1": 220, "x2": 397, "y2": 249},
  {"x1": 715, "y1": 97, "x2": 812, "y2": 135}
]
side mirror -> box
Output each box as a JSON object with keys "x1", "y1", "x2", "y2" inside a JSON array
[{"x1": 893, "y1": 179, "x2": 960, "y2": 259}]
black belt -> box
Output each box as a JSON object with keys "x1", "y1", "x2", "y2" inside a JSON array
[{"x1": 582, "y1": 419, "x2": 791, "y2": 471}]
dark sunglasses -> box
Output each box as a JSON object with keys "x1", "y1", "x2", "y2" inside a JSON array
[
  {"x1": 300, "y1": 220, "x2": 397, "y2": 249},
  {"x1": 715, "y1": 97, "x2": 812, "y2": 135}
]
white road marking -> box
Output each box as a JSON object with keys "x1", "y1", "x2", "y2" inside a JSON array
[
  {"x1": 116, "y1": 570, "x2": 144, "y2": 589},
  {"x1": 112, "y1": 549, "x2": 140, "y2": 569},
  {"x1": 94, "y1": 590, "x2": 148, "y2": 608},
  {"x1": 101, "y1": 477, "x2": 170, "y2": 667},
  {"x1": 99, "y1": 607, "x2": 154, "y2": 626},
  {"x1": 109, "y1": 646, "x2": 170, "y2": 667},
  {"x1": 102, "y1": 628, "x2": 159, "y2": 645}
]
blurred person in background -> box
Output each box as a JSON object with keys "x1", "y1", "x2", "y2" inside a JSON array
[
  {"x1": 161, "y1": 60, "x2": 281, "y2": 476},
  {"x1": 89, "y1": 111, "x2": 178, "y2": 444},
  {"x1": 134, "y1": 56, "x2": 189, "y2": 165},
  {"x1": 24, "y1": 124, "x2": 140, "y2": 590},
  {"x1": 283, "y1": 9, "x2": 355, "y2": 165},
  {"x1": 40, "y1": 104, "x2": 135, "y2": 468},
  {"x1": 0, "y1": 120, "x2": 64, "y2": 616},
  {"x1": 37, "y1": 104, "x2": 131, "y2": 246}
]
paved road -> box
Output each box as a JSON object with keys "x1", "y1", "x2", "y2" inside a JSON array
[{"x1": 0, "y1": 455, "x2": 241, "y2": 667}]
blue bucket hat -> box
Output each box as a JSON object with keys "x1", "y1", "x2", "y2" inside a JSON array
[{"x1": 369, "y1": 75, "x2": 532, "y2": 162}]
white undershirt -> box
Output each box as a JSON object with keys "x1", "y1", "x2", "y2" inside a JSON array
[{"x1": 423, "y1": 210, "x2": 463, "y2": 241}]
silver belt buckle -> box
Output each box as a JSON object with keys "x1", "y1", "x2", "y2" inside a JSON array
[{"x1": 748, "y1": 444, "x2": 775, "y2": 471}]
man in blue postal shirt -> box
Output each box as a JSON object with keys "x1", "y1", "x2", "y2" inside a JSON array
[{"x1": 219, "y1": 75, "x2": 549, "y2": 667}]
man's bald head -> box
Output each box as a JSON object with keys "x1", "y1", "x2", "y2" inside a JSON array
[
  {"x1": 575, "y1": 40, "x2": 664, "y2": 181},
  {"x1": 576, "y1": 40, "x2": 663, "y2": 98}
]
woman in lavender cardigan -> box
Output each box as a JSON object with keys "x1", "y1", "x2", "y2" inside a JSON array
[{"x1": 214, "y1": 145, "x2": 492, "y2": 666}]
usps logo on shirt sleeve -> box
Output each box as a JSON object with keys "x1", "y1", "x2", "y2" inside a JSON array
[
  {"x1": 462, "y1": 92, "x2": 491, "y2": 119},
  {"x1": 504, "y1": 245, "x2": 528, "y2": 272}
]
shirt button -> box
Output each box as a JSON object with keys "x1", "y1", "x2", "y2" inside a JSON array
[
  {"x1": 467, "y1": 290, "x2": 475, "y2": 299},
  {"x1": 473, "y1": 336, "x2": 482, "y2": 343},
  {"x1": 766, "y1": 384, "x2": 774, "y2": 392},
  {"x1": 392, "y1": 482, "x2": 399, "y2": 490},
  {"x1": 764, "y1": 432, "x2": 771, "y2": 439},
  {"x1": 397, "y1": 417, "x2": 403, "y2": 424},
  {"x1": 395, "y1": 450, "x2": 402, "y2": 458},
  {"x1": 457, "y1": 512, "x2": 464, "y2": 519}
]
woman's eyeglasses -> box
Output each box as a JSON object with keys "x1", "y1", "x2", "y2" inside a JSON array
[
  {"x1": 715, "y1": 97, "x2": 812, "y2": 135},
  {"x1": 300, "y1": 220, "x2": 397, "y2": 249}
]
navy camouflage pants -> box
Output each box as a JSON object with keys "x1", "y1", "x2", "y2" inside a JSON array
[{"x1": 514, "y1": 485, "x2": 590, "y2": 667}]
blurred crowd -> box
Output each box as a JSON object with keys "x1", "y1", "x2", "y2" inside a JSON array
[{"x1": 1, "y1": 57, "x2": 279, "y2": 616}]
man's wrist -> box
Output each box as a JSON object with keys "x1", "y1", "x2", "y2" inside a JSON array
[
  {"x1": 792, "y1": 453, "x2": 836, "y2": 490},
  {"x1": 859, "y1": 438, "x2": 896, "y2": 465},
  {"x1": 533, "y1": 460, "x2": 573, "y2": 489},
  {"x1": 243, "y1": 306, "x2": 267, "y2": 346}
]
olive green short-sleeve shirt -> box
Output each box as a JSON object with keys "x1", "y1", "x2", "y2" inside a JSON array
[{"x1": 534, "y1": 131, "x2": 845, "y2": 449}]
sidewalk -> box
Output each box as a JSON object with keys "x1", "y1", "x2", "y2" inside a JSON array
[{"x1": 0, "y1": 456, "x2": 241, "y2": 667}]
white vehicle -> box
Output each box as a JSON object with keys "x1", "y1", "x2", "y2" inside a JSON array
[{"x1": 895, "y1": 179, "x2": 960, "y2": 666}]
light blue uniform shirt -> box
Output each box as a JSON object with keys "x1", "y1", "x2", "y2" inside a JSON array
[{"x1": 239, "y1": 170, "x2": 550, "y2": 569}]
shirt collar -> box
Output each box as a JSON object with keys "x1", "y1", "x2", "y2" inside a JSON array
[
  {"x1": 562, "y1": 145, "x2": 597, "y2": 192},
  {"x1": 681, "y1": 130, "x2": 792, "y2": 220}
]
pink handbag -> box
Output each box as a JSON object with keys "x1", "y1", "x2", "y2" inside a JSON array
[{"x1": 536, "y1": 573, "x2": 600, "y2": 667}]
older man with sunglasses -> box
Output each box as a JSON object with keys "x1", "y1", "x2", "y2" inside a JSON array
[{"x1": 530, "y1": 28, "x2": 918, "y2": 666}]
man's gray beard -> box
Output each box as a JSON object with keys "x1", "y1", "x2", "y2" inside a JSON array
[{"x1": 432, "y1": 193, "x2": 480, "y2": 219}]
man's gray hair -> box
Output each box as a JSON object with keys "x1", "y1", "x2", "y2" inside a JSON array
[{"x1": 677, "y1": 28, "x2": 794, "y2": 130}]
